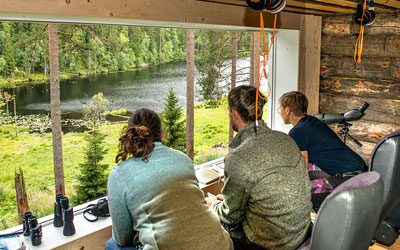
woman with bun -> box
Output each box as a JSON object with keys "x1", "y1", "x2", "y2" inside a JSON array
[{"x1": 105, "y1": 108, "x2": 233, "y2": 250}]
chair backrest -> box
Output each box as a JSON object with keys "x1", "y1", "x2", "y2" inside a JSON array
[
  {"x1": 369, "y1": 130, "x2": 400, "y2": 220},
  {"x1": 309, "y1": 172, "x2": 383, "y2": 250}
]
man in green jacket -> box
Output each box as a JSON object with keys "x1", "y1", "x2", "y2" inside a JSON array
[{"x1": 207, "y1": 85, "x2": 312, "y2": 250}]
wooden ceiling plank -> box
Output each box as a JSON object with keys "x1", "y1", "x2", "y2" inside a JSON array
[
  {"x1": 198, "y1": 0, "x2": 247, "y2": 7},
  {"x1": 284, "y1": 6, "x2": 335, "y2": 14},
  {"x1": 225, "y1": 0, "x2": 393, "y2": 12},
  {"x1": 344, "y1": 0, "x2": 400, "y2": 9},
  {"x1": 312, "y1": 0, "x2": 388, "y2": 11},
  {"x1": 287, "y1": 0, "x2": 355, "y2": 13},
  {"x1": 315, "y1": 0, "x2": 357, "y2": 8},
  {"x1": 375, "y1": 0, "x2": 400, "y2": 8}
]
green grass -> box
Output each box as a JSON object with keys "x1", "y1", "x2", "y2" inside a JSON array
[
  {"x1": 0, "y1": 73, "x2": 72, "y2": 88},
  {"x1": 0, "y1": 101, "x2": 268, "y2": 229}
]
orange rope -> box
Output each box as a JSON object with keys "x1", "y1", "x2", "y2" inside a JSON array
[
  {"x1": 354, "y1": 0, "x2": 367, "y2": 63},
  {"x1": 255, "y1": 13, "x2": 277, "y2": 124}
]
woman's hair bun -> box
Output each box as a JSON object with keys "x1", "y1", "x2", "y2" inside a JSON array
[{"x1": 115, "y1": 125, "x2": 155, "y2": 163}]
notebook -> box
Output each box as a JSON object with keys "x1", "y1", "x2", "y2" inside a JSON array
[{"x1": 195, "y1": 166, "x2": 220, "y2": 184}]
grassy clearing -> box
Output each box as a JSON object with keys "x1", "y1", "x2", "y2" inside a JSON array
[{"x1": 0, "y1": 100, "x2": 268, "y2": 229}]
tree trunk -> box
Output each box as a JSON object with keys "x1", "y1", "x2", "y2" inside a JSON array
[
  {"x1": 250, "y1": 32, "x2": 255, "y2": 87},
  {"x1": 13, "y1": 88, "x2": 17, "y2": 136},
  {"x1": 15, "y1": 168, "x2": 29, "y2": 224},
  {"x1": 44, "y1": 55, "x2": 47, "y2": 76},
  {"x1": 186, "y1": 29, "x2": 195, "y2": 160},
  {"x1": 159, "y1": 29, "x2": 162, "y2": 63},
  {"x1": 89, "y1": 50, "x2": 91, "y2": 74},
  {"x1": 49, "y1": 23, "x2": 65, "y2": 196},
  {"x1": 229, "y1": 32, "x2": 238, "y2": 145},
  {"x1": 94, "y1": 51, "x2": 97, "y2": 74}
]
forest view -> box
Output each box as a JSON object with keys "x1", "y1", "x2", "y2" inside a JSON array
[{"x1": 0, "y1": 22, "x2": 262, "y2": 230}]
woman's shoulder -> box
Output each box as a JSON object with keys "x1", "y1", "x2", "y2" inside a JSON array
[
  {"x1": 157, "y1": 143, "x2": 190, "y2": 159},
  {"x1": 109, "y1": 159, "x2": 133, "y2": 178}
]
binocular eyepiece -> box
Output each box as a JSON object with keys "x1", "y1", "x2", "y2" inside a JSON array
[
  {"x1": 22, "y1": 213, "x2": 42, "y2": 246},
  {"x1": 54, "y1": 194, "x2": 76, "y2": 236},
  {"x1": 28, "y1": 216, "x2": 42, "y2": 246},
  {"x1": 54, "y1": 194, "x2": 64, "y2": 227},
  {"x1": 23, "y1": 211, "x2": 33, "y2": 236}
]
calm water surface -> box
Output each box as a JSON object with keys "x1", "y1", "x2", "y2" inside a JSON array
[{"x1": 10, "y1": 62, "x2": 201, "y2": 115}]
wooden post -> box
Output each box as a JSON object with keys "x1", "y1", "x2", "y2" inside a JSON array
[
  {"x1": 49, "y1": 23, "x2": 65, "y2": 196},
  {"x1": 298, "y1": 15, "x2": 322, "y2": 115},
  {"x1": 229, "y1": 32, "x2": 237, "y2": 145},
  {"x1": 186, "y1": 29, "x2": 194, "y2": 160},
  {"x1": 15, "y1": 168, "x2": 29, "y2": 224}
]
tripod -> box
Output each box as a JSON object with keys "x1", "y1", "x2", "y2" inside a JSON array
[{"x1": 337, "y1": 122, "x2": 363, "y2": 147}]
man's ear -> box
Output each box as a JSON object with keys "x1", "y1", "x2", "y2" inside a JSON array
[
  {"x1": 285, "y1": 106, "x2": 291, "y2": 115},
  {"x1": 231, "y1": 109, "x2": 241, "y2": 120}
]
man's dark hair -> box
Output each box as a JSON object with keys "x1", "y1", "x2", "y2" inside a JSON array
[
  {"x1": 228, "y1": 85, "x2": 266, "y2": 123},
  {"x1": 279, "y1": 91, "x2": 308, "y2": 116}
]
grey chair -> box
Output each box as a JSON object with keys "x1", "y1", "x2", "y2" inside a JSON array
[
  {"x1": 298, "y1": 171, "x2": 383, "y2": 250},
  {"x1": 369, "y1": 129, "x2": 400, "y2": 246}
]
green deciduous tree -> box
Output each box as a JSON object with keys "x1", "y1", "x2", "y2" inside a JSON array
[
  {"x1": 161, "y1": 87, "x2": 186, "y2": 152},
  {"x1": 83, "y1": 92, "x2": 109, "y2": 131}
]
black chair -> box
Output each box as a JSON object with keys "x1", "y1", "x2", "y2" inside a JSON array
[
  {"x1": 298, "y1": 171, "x2": 383, "y2": 250},
  {"x1": 369, "y1": 129, "x2": 400, "y2": 246}
]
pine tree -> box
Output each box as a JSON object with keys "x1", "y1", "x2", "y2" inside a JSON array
[
  {"x1": 74, "y1": 131, "x2": 108, "y2": 204},
  {"x1": 161, "y1": 87, "x2": 186, "y2": 152},
  {"x1": 74, "y1": 93, "x2": 109, "y2": 204}
]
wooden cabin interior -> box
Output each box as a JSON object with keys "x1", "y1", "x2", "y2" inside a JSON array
[{"x1": 0, "y1": 0, "x2": 399, "y2": 249}]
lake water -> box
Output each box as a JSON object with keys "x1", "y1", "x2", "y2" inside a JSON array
[
  {"x1": 10, "y1": 61, "x2": 201, "y2": 115},
  {"x1": 7, "y1": 59, "x2": 261, "y2": 115}
]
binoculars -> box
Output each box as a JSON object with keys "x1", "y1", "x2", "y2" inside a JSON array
[
  {"x1": 53, "y1": 194, "x2": 75, "y2": 236},
  {"x1": 22, "y1": 212, "x2": 42, "y2": 246}
]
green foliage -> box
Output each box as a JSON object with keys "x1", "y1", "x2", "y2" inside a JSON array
[
  {"x1": 194, "y1": 147, "x2": 228, "y2": 165},
  {"x1": 74, "y1": 93, "x2": 110, "y2": 204},
  {"x1": 109, "y1": 108, "x2": 128, "y2": 116},
  {"x1": 73, "y1": 131, "x2": 109, "y2": 204},
  {"x1": 83, "y1": 92, "x2": 109, "y2": 131},
  {"x1": 0, "y1": 24, "x2": 187, "y2": 82},
  {"x1": 194, "y1": 31, "x2": 251, "y2": 103},
  {"x1": 161, "y1": 87, "x2": 186, "y2": 152}
]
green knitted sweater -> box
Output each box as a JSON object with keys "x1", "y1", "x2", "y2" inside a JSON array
[{"x1": 212, "y1": 121, "x2": 312, "y2": 250}]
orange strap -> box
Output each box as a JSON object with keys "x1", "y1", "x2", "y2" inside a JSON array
[
  {"x1": 354, "y1": 0, "x2": 367, "y2": 63},
  {"x1": 255, "y1": 13, "x2": 277, "y2": 124}
]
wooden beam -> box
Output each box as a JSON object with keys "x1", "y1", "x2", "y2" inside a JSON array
[
  {"x1": 207, "y1": 0, "x2": 390, "y2": 13},
  {"x1": 370, "y1": 0, "x2": 400, "y2": 9},
  {"x1": 0, "y1": 0, "x2": 301, "y2": 30},
  {"x1": 298, "y1": 15, "x2": 322, "y2": 115},
  {"x1": 310, "y1": 0, "x2": 389, "y2": 12},
  {"x1": 287, "y1": 0, "x2": 356, "y2": 13},
  {"x1": 284, "y1": 6, "x2": 336, "y2": 15}
]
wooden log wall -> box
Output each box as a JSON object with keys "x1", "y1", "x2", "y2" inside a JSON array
[{"x1": 320, "y1": 11, "x2": 400, "y2": 163}]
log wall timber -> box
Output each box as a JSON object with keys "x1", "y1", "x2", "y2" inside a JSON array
[{"x1": 320, "y1": 11, "x2": 400, "y2": 163}]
